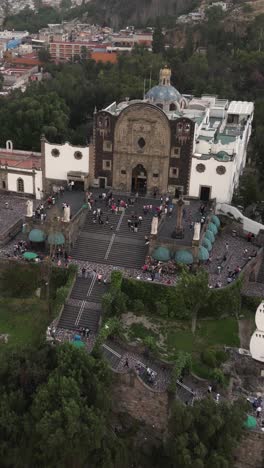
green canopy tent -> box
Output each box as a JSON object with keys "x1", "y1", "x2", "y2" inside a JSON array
[
  {"x1": 22, "y1": 252, "x2": 38, "y2": 261},
  {"x1": 244, "y1": 415, "x2": 257, "y2": 429},
  {"x1": 152, "y1": 246, "x2": 171, "y2": 262},
  {"x1": 175, "y1": 250, "x2": 193, "y2": 265},
  {"x1": 208, "y1": 222, "x2": 218, "y2": 236},
  {"x1": 71, "y1": 340, "x2": 85, "y2": 348}
]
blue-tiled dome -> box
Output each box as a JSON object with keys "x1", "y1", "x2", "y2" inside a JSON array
[{"x1": 146, "y1": 85, "x2": 182, "y2": 103}]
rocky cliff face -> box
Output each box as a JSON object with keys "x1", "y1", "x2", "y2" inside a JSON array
[{"x1": 89, "y1": 0, "x2": 196, "y2": 28}]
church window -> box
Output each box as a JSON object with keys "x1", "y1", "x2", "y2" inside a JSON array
[
  {"x1": 17, "y1": 178, "x2": 24, "y2": 192},
  {"x1": 103, "y1": 160, "x2": 112, "y2": 170},
  {"x1": 121, "y1": 169, "x2": 126, "y2": 175},
  {"x1": 171, "y1": 147, "x2": 180, "y2": 158},
  {"x1": 51, "y1": 148, "x2": 60, "y2": 157},
  {"x1": 98, "y1": 117, "x2": 103, "y2": 127},
  {"x1": 170, "y1": 167, "x2": 179, "y2": 178},
  {"x1": 177, "y1": 123, "x2": 183, "y2": 133},
  {"x1": 216, "y1": 165, "x2": 226, "y2": 175},
  {"x1": 153, "y1": 172, "x2": 159, "y2": 178},
  {"x1": 170, "y1": 103, "x2": 176, "y2": 111},
  {"x1": 103, "y1": 140, "x2": 112, "y2": 152},
  {"x1": 156, "y1": 103, "x2": 163, "y2": 109},
  {"x1": 74, "y1": 151, "x2": 83, "y2": 160},
  {"x1": 2, "y1": 181, "x2": 6, "y2": 189},
  {"x1": 184, "y1": 123, "x2": 191, "y2": 133},
  {"x1": 104, "y1": 117, "x2": 110, "y2": 128},
  {"x1": 196, "y1": 163, "x2": 206, "y2": 173},
  {"x1": 138, "y1": 137, "x2": 146, "y2": 149}
]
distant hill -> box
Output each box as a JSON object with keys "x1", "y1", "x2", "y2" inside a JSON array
[{"x1": 73, "y1": 0, "x2": 199, "y2": 28}]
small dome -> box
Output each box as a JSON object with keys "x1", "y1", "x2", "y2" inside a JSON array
[
  {"x1": 202, "y1": 237, "x2": 212, "y2": 252},
  {"x1": 205, "y1": 230, "x2": 215, "y2": 243},
  {"x1": 211, "y1": 215, "x2": 221, "y2": 228},
  {"x1": 175, "y1": 250, "x2": 193, "y2": 265},
  {"x1": 216, "y1": 151, "x2": 230, "y2": 161},
  {"x1": 198, "y1": 246, "x2": 209, "y2": 262},
  {"x1": 48, "y1": 232, "x2": 65, "y2": 245},
  {"x1": 146, "y1": 85, "x2": 182, "y2": 103},
  {"x1": 29, "y1": 229, "x2": 46, "y2": 243},
  {"x1": 152, "y1": 247, "x2": 171, "y2": 262},
  {"x1": 208, "y1": 222, "x2": 218, "y2": 235}
]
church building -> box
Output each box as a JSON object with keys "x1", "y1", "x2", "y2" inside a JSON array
[{"x1": 93, "y1": 66, "x2": 254, "y2": 203}]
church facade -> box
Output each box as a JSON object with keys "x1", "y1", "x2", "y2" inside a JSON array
[{"x1": 94, "y1": 67, "x2": 254, "y2": 203}]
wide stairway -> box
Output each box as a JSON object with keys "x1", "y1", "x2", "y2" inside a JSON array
[
  {"x1": 57, "y1": 276, "x2": 107, "y2": 332},
  {"x1": 71, "y1": 197, "x2": 159, "y2": 269}
]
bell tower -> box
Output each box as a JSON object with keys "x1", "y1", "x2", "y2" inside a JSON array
[{"x1": 159, "y1": 66, "x2": 171, "y2": 86}]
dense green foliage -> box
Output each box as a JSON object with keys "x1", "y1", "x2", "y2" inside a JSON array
[
  {"x1": 165, "y1": 398, "x2": 247, "y2": 468},
  {"x1": 0, "y1": 344, "x2": 126, "y2": 468},
  {"x1": 0, "y1": 263, "x2": 41, "y2": 297},
  {"x1": 122, "y1": 271, "x2": 242, "y2": 319}
]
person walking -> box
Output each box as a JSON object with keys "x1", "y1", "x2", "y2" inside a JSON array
[{"x1": 124, "y1": 357, "x2": 129, "y2": 368}]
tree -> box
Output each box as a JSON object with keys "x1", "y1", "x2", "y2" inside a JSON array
[
  {"x1": 0, "y1": 344, "x2": 127, "y2": 468},
  {"x1": 165, "y1": 398, "x2": 247, "y2": 468},
  {"x1": 176, "y1": 268, "x2": 209, "y2": 324},
  {"x1": 38, "y1": 47, "x2": 51, "y2": 63},
  {"x1": 152, "y1": 20, "x2": 165, "y2": 55}
]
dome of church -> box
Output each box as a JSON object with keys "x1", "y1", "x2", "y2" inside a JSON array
[
  {"x1": 146, "y1": 85, "x2": 182, "y2": 103},
  {"x1": 145, "y1": 66, "x2": 182, "y2": 106}
]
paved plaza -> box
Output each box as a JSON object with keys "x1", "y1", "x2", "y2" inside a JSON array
[{"x1": 0, "y1": 194, "x2": 36, "y2": 236}]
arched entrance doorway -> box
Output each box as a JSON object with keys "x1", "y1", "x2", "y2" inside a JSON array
[{"x1": 131, "y1": 164, "x2": 147, "y2": 194}]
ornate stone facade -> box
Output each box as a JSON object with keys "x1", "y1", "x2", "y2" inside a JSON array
[
  {"x1": 94, "y1": 102, "x2": 194, "y2": 196},
  {"x1": 113, "y1": 103, "x2": 171, "y2": 194}
]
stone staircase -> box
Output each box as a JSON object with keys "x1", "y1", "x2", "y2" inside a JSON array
[
  {"x1": 71, "y1": 198, "x2": 159, "y2": 269},
  {"x1": 57, "y1": 276, "x2": 107, "y2": 333}
]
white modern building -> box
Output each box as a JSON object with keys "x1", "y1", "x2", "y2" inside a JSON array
[
  {"x1": 0, "y1": 139, "x2": 90, "y2": 199},
  {"x1": 0, "y1": 141, "x2": 43, "y2": 199},
  {"x1": 42, "y1": 139, "x2": 90, "y2": 192},
  {"x1": 189, "y1": 98, "x2": 254, "y2": 203},
  {"x1": 250, "y1": 301, "x2": 264, "y2": 363}
]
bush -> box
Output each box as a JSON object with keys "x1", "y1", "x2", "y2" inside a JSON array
[
  {"x1": 143, "y1": 336, "x2": 157, "y2": 352},
  {"x1": 210, "y1": 368, "x2": 225, "y2": 386},
  {"x1": 215, "y1": 349, "x2": 228, "y2": 365},
  {"x1": 201, "y1": 349, "x2": 217, "y2": 368},
  {"x1": 133, "y1": 299, "x2": 145, "y2": 313},
  {"x1": 0, "y1": 263, "x2": 41, "y2": 298},
  {"x1": 156, "y1": 301, "x2": 168, "y2": 317}
]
